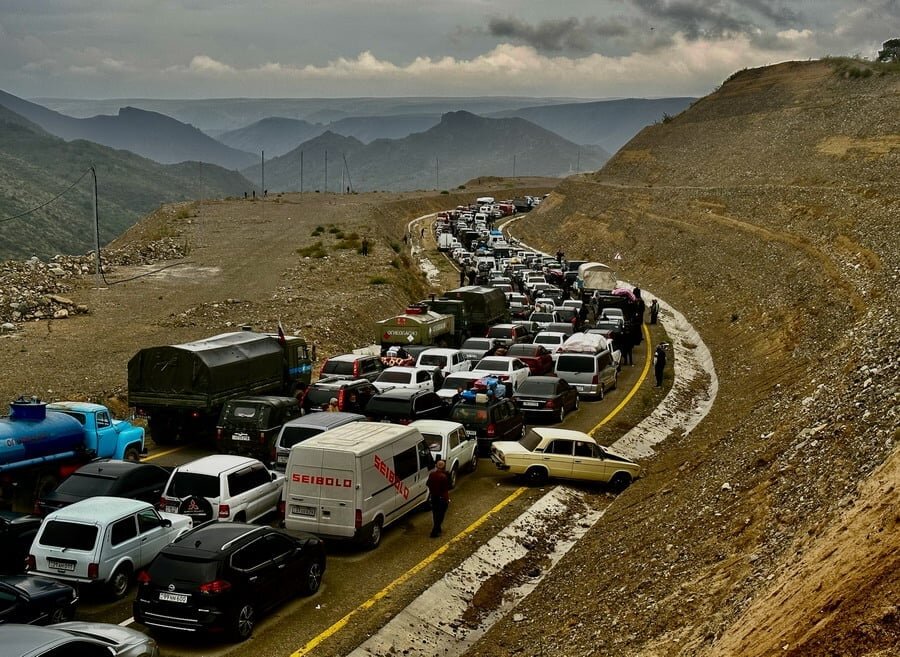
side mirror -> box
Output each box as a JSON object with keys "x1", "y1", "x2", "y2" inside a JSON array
[
  {"x1": 271, "y1": 471, "x2": 278, "y2": 481},
  {"x1": 162, "y1": 518, "x2": 172, "y2": 528}
]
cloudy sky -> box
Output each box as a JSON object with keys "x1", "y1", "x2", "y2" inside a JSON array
[{"x1": 1, "y1": 0, "x2": 896, "y2": 99}]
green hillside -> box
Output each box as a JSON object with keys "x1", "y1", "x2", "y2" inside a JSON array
[{"x1": 0, "y1": 105, "x2": 252, "y2": 260}]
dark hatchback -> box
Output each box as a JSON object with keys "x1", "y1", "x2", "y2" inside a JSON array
[
  {"x1": 364, "y1": 389, "x2": 448, "y2": 424},
  {"x1": 0, "y1": 575, "x2": 78, "y2": 625},
  {"x1": 134, "y1": 523, "x2": 325, "y2": 642},
  {"x1": 36, "y1": 460, "x2": 170, "y2": 516},
  {"x1": 512, "y1": 376, "x2": 580, "y2": 423},
  {"x1": 0, "y1": 512, "x2": 43, "y2": 574}
]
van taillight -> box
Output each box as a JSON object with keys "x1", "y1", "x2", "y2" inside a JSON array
[
  {"x1": 26, "y1": 555, "x2": 35, "y2": 571},
  {"x1": 487, "y1": 423, "x2": 496, "y2": 437},
  {"x1": 218, "y1": 504, "x2": 230, "y2": 519},
  {"x1": 137, "y1": 570, "x2": 151, "y2": 585},
  {"x1": 199, "y1": 580, "x2": 232, "y2": 595},
  {"x1": 88, "y1": 563, "x2": 99, "y2": 580},
  {"x1": 355, "y1": 509, "x2": 362, "y2": 529}
]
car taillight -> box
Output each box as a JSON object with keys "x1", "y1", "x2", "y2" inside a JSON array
[
  {"x1": 32, "y1": 501, "x2": 42, "y2": 515},
  {"x1": 337, "y1": 388, "x2": 346, "y2": 411},
  {"x1": 544, "y1": 399, "x2": 557, "y2": 408},
  {"x1": 487, "y1": 423, "x2": 496, "y2": 437},
  {"x1": 278, "y1": 500, "x2": 286, "y2": 518},
  {"x1": 88, "y1": 563, "x2": 99, "y2": 580},
  {"x1": 216, "y1": 428, "x2": 222, "y2": 440},
  {"x1": 159, "y1": 496, "x2": 170, "y2": 510},
  {"x1": 271, "y1": 445, "x2": 278, "y2": 461},
  {"x1": 26, "y1": 555, "x2": 35, "y2": 571},
  {"x1": 137, "y1": 570, "x2": 152, "y2": 585},
  {"x1": 591, "y1": 374, "x2": 600, "y2": 384},
  {"x1": 399, "y1": 418, "x2": 411, "y2": 425},
  {"x1": 355, "y1": 509, "x2": 362, "y2": 529},
  {"x1": 218, "y1": 504, "x2": 230, "y2": 519},
  {"x1": 259, "y1": 431, "x2": 266, "y2": 444},
  {"x1": 353, "y1": 361, "x2": 361, "y2": 377},
  {"x1": 199, "y1": 579, "x2": 232, "y2": 595}
]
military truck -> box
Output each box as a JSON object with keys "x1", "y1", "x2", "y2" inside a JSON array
[
  {"x1": 128, "y1": 330, "x2": 312, "y2": 445},
  {"x1": 438, "y1": 286, "x2": 510, "y2": 336},
  {"x1": 376, "y1": 305, "x2": 456, "y2": 349},
  {"x1": 420, "y1": 297, "x2": 472, "y2": 344}
]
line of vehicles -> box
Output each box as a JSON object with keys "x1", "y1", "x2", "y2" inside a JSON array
[{"x1": 0, "y1": 197, "x2": 647, "y2": 653}]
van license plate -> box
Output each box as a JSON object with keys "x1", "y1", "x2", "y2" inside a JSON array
[
  {"x1": 231, "y1": 432, "x2": 251, "y2": 442},
  {"x1": 48, "y1": 559, "x2": 74, "y2": 571},
  {"x1": 159, "y1": 592, "x2": 188, "y2": 603},
  {"x1": 292, "y1": 505, "x2": 316, "y2": 517}
]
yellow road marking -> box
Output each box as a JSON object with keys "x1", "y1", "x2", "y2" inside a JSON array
[
  {"x1": 589, "y1": 323, "x2": 652, "y2": 436},
  {"x1": 290, "y1": 486, "x2": 528, "y2": 657},
  {"x1": 142, "y1": 445, "x2": 185, "y2": 462}
]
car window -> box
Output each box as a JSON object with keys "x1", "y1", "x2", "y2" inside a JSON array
[
  {"x1": 322, "y1": 360, "x2": 354, "y2": 376},
  {"x1": 131, "y1": 465, "x2": 167, "y2": 489},
  {"x1": 280, "y1": 426, "x2": 325, "y2": 449},
  {"x1": 265, "y1": 532, "x2": 296, "y2": 560},
  {"x1": 417, "y1": 440, "x2": 433, "y2": 469},
  {"x1": 232, "y1": 537, "x2": 271, "y2": 571},
  {"x1": 39, "y1": 520, "x2": 98, "y2": 550},
  {"x1": 228, "y1": 469, "x2": 253, "y2": 496},
  {"x1": 419, "y1": 354, "x2": 446, "y2": 367},
  {"x1": 96, "y1": 412, "x2": 111, "y2": 428},
  {"x1": 394, "y1": 446, "x2": 418, "y2": 479},
  {"x1": 137, "y1": 508, "x2": 163, "y2": 533},
  {"x1": 546, "y1": 440, "x2": 573, "y2": 455},
  {"x1": 417, "y1": 371, "x2": 430, "y2": 383},
  {"x1": 43, "y1": 641, "x2": 114, "y2": 657},
  {"x1": 55, "y1": 473, "x2": 116, "y2": 497},
  {"x1": 573, "y1": 441, "x2": 595, "y2": 458},
  {"x1": 167, "y1": 472, "x2": 220, "y2": 498},
  {"x1": 450, "y1": 405, "x2": 488, "y2": 424},
  {"x1": 378, "y1": 371, "x2": 412, "y2": 384},
  {"x1": 449, "y1": 431, "x2": 460, "y2": 449},
  {"x1": 422, "y1": 433, "x2": 443, "y2": 452},
  {"x1": 110, "y1": 516, "x2": 138, "y2": 546},
  {"x1": 248, "y1": 464, "x2": 271, "y2": 489}
]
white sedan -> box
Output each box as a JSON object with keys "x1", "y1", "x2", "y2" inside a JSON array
[{"x1": 471, "y1": 356, "x2": 531, "y2": 392}]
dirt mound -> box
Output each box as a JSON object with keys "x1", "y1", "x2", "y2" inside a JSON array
[{"x1": 470, "y1": 59, "x2": 899, "y2": 657}]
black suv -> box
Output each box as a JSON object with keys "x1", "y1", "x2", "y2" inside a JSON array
[
  {"x1": 449, "y1": 396, "x2": 525, "y2": 455},
  {"x1": 364, "y1": 389, "x2": 448, "y2": 424},
  {"x1": 301, "y1": 377, "x2": 379, "y2": 414},
  {"x1": 215, "y1": 396, "x2": 301, "y2": 464},
  {"x1": 134, "y1": 523, "x2": 325, "y2": 642}
]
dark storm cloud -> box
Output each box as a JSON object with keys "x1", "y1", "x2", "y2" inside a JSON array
[
  {"x1": 487, "y1": 16, "x2": 631, "y2": 52},
  {"x1": 631, "y1": 0, "x2": 801, "y2": 39}
]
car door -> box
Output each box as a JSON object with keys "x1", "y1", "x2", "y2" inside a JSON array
[
  {"x1": 107, "y1": 514, "x2": 141, "y2": 579},
  {"x1": 570, "y1": 441, "x2": 611, "y2": 482},
  {"x1": 245, "y1": 465, "x2": 279, "y2": 522},
  {"x1": 264, "y1": 532, "x2": 304, "y2": 605},
  {"x1": 0, "y1": 581, "x2": 29, "y2": 623},
  {"x1": 93, "y1": 410, "x2": 119, "y2": 458},
  {"x1": 137, "y1": 507, "x2": 173, "y2": 567},
  {"x1": 539, "y1": 439, "x2": 575, "y2": 478},
  {"x1": 511, "y1": 359, "x2": 529, "y2": 390},
  {"x1": 230, "y1": 536, "x2": 276, "y2": 609}
]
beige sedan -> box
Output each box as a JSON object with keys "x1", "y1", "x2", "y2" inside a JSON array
[{"x1": 490, "y1": 427, "x2": 641, "y2": 490}]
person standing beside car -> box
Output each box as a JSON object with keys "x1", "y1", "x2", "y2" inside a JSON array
[
  {"x1": 653, "y1": 343, "x2": 668, "y2": 387},
  {"x1": 427, "y1": 460, "x2": 450, "y2": 537}
]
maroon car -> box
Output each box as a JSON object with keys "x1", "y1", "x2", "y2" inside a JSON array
[{"x1": 506, "y1": 343, "x2": 555, "y2": 376}]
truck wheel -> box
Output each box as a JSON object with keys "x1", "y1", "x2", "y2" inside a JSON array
[
  {"x1": 108, "y1": 565, "x2": 132, "y2": 599},
  {"x1": 123, "y1": 446, "x2": 141, "y2": 462}
]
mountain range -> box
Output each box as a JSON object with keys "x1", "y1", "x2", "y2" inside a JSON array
[{"x1": 242, "y1": 111, "x2": 608, "y2": 192}]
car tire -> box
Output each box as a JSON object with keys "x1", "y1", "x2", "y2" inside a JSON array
[
  {"x1": 573, "y1": 396, "x2": 580, "y2": 411},
  {"x1": 449, "y1": 465, "x2": 459, "y2": 489},
  {"x1": 598, "y1": 384, "x2": 605, "y2": 400},
  {"x1": 108, "y1": 564, "x2": 132, "y2": 600},
  {"x1": 123, "y1": 445, "x2": 141, "y2": 462},
  {"x1": 557, "y1": 406, "x2": 566, "y2": 423},
  {"x1": 610, "y1": 472, "x2": 632, "y2": 493},
  {"x1": 366, "y1": 518, "x2": 383, "y2": 550},
  {"x1": 300, "y1": 560, "x2": 324, "y2": 595},
  {"x1": 233, "y1": 512, "x2": 246, "y2": 524},
  {"x1": 525, "y1": 467, "x2": 549, "y2": 487},
  {"x1": 469, "y1": 453, "x2": 479, "y2": 472},
  {"x1": 231, "y1": 603, "x2": 256, "y2": 641},
  {"x1": 48, "y1": 605, "x2": 74, "y2": 624}
]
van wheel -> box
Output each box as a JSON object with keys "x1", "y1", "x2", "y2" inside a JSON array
[
  {"x1": 366, "y1": 519, "x2": 383, "y2": 550},
  {"x1": 108, "y1": 565, "x2": 132, "y2": 600},
  {"x1": 525, "y1": 467, "x2": 549, "y2": 487},
  {"x1": 300, "y1": 560, "x2": 324, "y2": 595},
  {"x1": 231, "y1": 603, "x2": 255, "y2": 641},
  {"x1": 449, "y1": 465, "x2": 459, "y2": 489}
]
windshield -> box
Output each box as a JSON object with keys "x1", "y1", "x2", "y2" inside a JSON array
[
  {"x1": 279, "y1": 426, "x2": 325, "y2": 449},
  {"x1": 39, "y1": 520, "x2": 98, "y2": 551},
  {"x1": 520, "y1": 429, "x2": 543, "y2": 451},
  {"x1": 305, "y1": 386, "x2": 339, "y2": 407},
  {"x1": 166, "y1": 472, "x2": 220, "y2": 499},
  {"x1": 486, "y1": 327, "x2": 512, "y2": 338},
  {"x1": 534, "y1": 335, "x2": 561, "y2": 346},
  {"x1": 55, "y1": 473, "x2": 116, "y2": 497},
  {"x1": 449, "y1": 405, "x2": 489, "y2": 424},
  {"x1": 475, "y1": 359, "x2": 508, "y2": 372},
  {"x1": 462, "y1": 339, "x2": 490, "y2": 350},
  {"x1": 556, "y1": 354, "x2": 595, "y2": 372},
  {"x1": 322, "y1": 360, "x2": 354, "y2": 375},
  {"x1": 378, "y1": 371, "x2": 412, "y2": 384}
]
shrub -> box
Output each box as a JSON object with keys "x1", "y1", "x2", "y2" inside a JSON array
[
  {"x1": 311, "y1": 226, "x2": 324, "y2": 236},
  {"x1": 389, "y1": 241, "x2": 401, "y2": 253},
  {"x1": 296, "y1": 241, "x2": 327, "y2": 258},
  {"x1": 327, "y1": 226, "x2": 341, "y2": 234},
  {"x1": 440, "y1": 190, "x2": 449, "y2": 195},
  {"x1": 369, "y1": 276, "x2": 389, "y2": 285}
]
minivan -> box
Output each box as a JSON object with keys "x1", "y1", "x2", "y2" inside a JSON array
[
  {"x1": 272, "y1": 412, "x2": 366, "y2": 472},
  {"x1": 554, "y1": 351, "x2": 618, "y2": 398}
]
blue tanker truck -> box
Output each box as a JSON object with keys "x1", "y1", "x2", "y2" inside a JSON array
[{"x1": 0, "y1": 397, "x2": 145, "y2": 510}]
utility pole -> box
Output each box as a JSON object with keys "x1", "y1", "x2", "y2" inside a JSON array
[
  {"x1": 198, "y1": 160, "x2": 202, "y2": 216},
  {"x1": 435, "y1": 157, "x2": 439, "y2": 189},
  {"x1": 261, "y1": 150, "x2": 265, "y2": 196},
  {"x1": 342, "y1": 153, "x2": 354, "y2": 193},
  {"x1": 300, "y1": 151, "x2": 304, "y2": 193},
  {"x1": 512, "y1": 154, "x2": 516, "y2": 178},
  {"x1": 324, "y1": 149, "x2": 328, "y2": 193},
  {"x1": 576, "y1": 150, "x2": 581, "y2": 173},
  {"x1": 89, "y1": 166, "x2": 102, "y2": 288},
  {"x1": 340, "y1": 159, "x2": 345, "y2": 194}
]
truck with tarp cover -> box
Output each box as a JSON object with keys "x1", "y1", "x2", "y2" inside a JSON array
[
  {"x1": 576, "y1": 262, "x2": 617, "y2": 293},
  {"x1": 128, "y1": 330, "x2": 312, "y2": 445},
  {"x1": 438, "y1": 286, "x2": 509, "y2": 335},
  {"x1": 376, "y1": 305, "x2": 456, "y2": 349}
]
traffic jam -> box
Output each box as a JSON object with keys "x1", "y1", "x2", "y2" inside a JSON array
[{"x1": 0, "y1": 195, "x2": 657, "y2": 656}]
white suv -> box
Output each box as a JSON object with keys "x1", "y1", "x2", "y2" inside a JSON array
[
  {"x1": 28, "y1": 497, "x2": 192, "y2": 599},
  {"x1": 160, "y1": 455, "x2": 284, "y2": 524}
]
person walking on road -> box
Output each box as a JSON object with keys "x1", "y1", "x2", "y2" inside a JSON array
[
  {"x1": 650, "y1": 299, "x2": 660, "y2": 325},
  {"x1": 653, "y1": 343, "x2": 668, "y2": 387},
  {"x1": 459, "y1": 266, "x2": 467, "y2": 287},
  {"x1": 427, "y1": 460, "x2": 450, "y2": 537},
  {"x1": 361, "y1": 237, "x2": 370, "y2": 256}
]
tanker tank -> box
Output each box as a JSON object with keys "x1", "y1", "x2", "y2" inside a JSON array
[{"x1": 0, "y1": 397, "x2": 85, "y2": 469}]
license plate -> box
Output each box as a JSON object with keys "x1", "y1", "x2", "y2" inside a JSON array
[
  {"x1": 277, "y1": 454, "x2": 288, "y2": 464},
  {"x1": 522, "y1": 401, "x2": 540, "y2": 407},
  {"x1": 465, "y1": 430, "x2": 477, "y2": 437},
  {"x1": 231, "y1": 432, "x2": 251, "y2": 442},
  {"x1": 159, "y1": 591, "x2": 188, "y2": 603},
  {"x1": 292, "y1": 505, "x2": 316, "y2": 517},
  {"x1": 165, "y1": 505, "x2": 178, "y2": 513},
  {"x1": 48, "y1": 559, "x2": 74, "y2": 571}
]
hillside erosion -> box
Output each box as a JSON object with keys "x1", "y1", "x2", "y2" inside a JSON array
[{"x1": 473, "y1": 60, "x2": 899, "y2": 657}]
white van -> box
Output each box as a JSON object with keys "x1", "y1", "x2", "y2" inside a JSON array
[{"x1": 282, "y1": 422, "x2": 434, "y2": 548}]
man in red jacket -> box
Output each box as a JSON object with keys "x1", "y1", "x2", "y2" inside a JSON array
[{"x1": 426, "y1": 460, "x2": 450, "y2": 538}]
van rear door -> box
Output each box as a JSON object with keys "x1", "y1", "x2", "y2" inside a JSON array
[
  {"x1": 315, "y1": 450, "x2": 356, "y2": 538},
  {"x1": 286, "y1": 446, "x2": 326, "y2": 534}
]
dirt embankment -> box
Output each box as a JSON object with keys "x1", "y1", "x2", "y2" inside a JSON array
[{"x1": 470, "y1": 59, "x2": 899, "y2": 657}]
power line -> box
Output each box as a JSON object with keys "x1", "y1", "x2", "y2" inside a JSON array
[{"x1": 0, "y1": 167, "x2": 92, "y2": 224}]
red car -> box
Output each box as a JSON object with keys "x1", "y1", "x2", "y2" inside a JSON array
[{"x1": 506, "y1": 343, "x2": 555, "y2": 376}]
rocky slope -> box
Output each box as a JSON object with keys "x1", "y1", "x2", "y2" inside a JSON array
[{"x1": 471, "y1": 59, "x2": 899, "y2": 657}]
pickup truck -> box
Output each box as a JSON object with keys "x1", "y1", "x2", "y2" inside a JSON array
[{"x1": 491, "y1": 427, "x2": 641, "y2": 490}]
